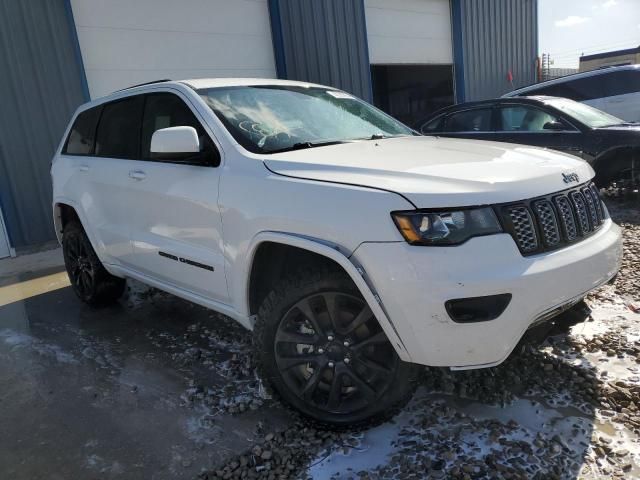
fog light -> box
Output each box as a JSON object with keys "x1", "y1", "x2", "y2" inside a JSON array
[{"x1": 445, "y1": 294, "x2": 512, "y2": 323}]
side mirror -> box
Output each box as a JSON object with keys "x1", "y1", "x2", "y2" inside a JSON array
[
  {"x1": 543, "y1": 120, "x2": 567, "y2": 131},
  {"x1": 151, "y1": 126, "x2": 200, "y2": 156}
]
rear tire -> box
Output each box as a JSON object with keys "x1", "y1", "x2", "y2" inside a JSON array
[
  {"x1": 254, "y1": 267, "x2": 418, "y2": 428},
  {"x1": 62, "y1": 221, "x2": 125, "y2": 306}
]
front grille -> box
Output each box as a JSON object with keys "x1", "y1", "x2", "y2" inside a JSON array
[
  {"x1": 500, "y1": 182, "x2": 606, "y2": 256},
  {"x1": 533, "y1": 200, "x2": 560, "y2": 247},
  {"x1": 508, "y1": 206, "x2": 538, "y2": 253},
  {"x1": 570, "y1": 191, "x2": 590, "y2": 235}
]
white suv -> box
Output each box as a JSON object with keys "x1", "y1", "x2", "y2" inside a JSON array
[{"x1": 52, "y1": 78, "x2": 622, "y2": 426}]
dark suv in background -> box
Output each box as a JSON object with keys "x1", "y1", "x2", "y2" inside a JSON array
[{"x1": 417, "y1": 96, "x2": 640, "y2": 187}]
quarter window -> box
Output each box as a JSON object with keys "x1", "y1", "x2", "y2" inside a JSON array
[
  {"x1": 141, "y1": 93, "x2": 216, "y2": 163},
  {"x1": 498, "y1": 106, "x2": 561, "y2": 132},
  {"x1": 95, "y1": 96, "x2": 144, "y2": 159},
  {"x1": 444, "y1": 108, "x2": 492, "y2": 132},
  {"x1": 63, "y1": 106, "x2": 102, "y2": 155},
  {"x1": 419, "y1": 116, "x2": 444, "y2": 134}
]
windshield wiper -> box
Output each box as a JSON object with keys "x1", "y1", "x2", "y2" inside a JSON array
[
  {"x1": 365, "y1": 133, "x2": 415, "y2": 140},
  {"x1": 266, "y1": 140, "x2": 350, "y2": 154}
]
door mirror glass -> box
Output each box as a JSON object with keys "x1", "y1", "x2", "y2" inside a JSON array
[
  {"x1": 543, "y1": 120, "x2": 567, "y2": 131},
  {"x1": 150, "y1": 126, "x2": 200, "y2": 155}
]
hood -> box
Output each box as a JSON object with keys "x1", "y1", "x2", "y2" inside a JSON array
[{"x1": 263, "y1": 136, "x2": 594, "y2": 208}]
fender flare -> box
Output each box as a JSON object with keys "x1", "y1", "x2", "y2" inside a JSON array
[
  {"x1": 243, "y1": 231, "x2": 412, "y2": 362},
  {"x1": 52, "y1": 197, "x2": 108, "y2": 266},
  {"x1": 53, "y1": 197, "x2": 86, "y2": 243}
]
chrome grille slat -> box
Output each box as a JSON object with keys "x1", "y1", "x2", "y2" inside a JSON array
[{"x1": 503, "y1": 182, "x2": 605, "y2": 256}]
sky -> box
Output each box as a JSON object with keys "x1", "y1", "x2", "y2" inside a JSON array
[{"x1": 539, "y1": 0, "x2": 640, "y2": 69}]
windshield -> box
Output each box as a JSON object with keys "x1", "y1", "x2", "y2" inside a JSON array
[
  {"x1": 544, "y1": 97, "x2": 625, "y2": 128},
  {"x1": 197, "y1": 85, "x2": 414, "y2": 153}
]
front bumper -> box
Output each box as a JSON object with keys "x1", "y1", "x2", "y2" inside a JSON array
[{"x1": 351, "y1": 218, "x2": 622, "y2": 369}]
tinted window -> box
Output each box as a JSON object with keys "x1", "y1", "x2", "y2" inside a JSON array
[
  {"x1": 63, "y1": 106, "x2": 102, "y2": 155},
  {"x1": 526, "y1": 76, "x2": 603, "y2": 101},
  {"x1": 602, "y1": 70, "x2": 640, "y2": 97},
  {"x1": 419, "y1": 116, "x2": 444, "y2": 134},
  {"x1": 141, "y1": 93, "x2": 215, "y2": 162},
  {"x1": 498, "y1": 106, "x2": 560, "y2": 132},
  {"x1": 444, "y1": 108, "x2": 492, "y2": 132},
  {"x1": 95, "y1": 96, "x2": 144, "y2": 159}
]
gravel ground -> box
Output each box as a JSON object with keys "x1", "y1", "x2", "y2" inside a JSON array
[
  {"x1": 4, "y1": 193, "x2": 635, "y2": 479},
  {"x1": 194, "y1": 192, "x2": 640, "y2": 480}
]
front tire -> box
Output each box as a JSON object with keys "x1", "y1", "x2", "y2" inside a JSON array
[
  {"x1": 62, "y1": 221, "x2": 125, "y2": 306},
  {"x1": 254, "y1": 268, "x2": 417, "y2": 428}
]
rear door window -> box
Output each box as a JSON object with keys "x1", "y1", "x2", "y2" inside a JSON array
[
  {"x1": 63, "y1": 106, "x2": 102, "y2": 155},
  {"x1": 95, "y1": 96, "x2": 144, "y2": 159},
  {"x1": 443, "y1": 108, "x2": 492, "y2": 132}
]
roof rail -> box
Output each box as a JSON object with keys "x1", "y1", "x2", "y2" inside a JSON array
[{"x1": 114, "y1": 79, "x2": 172, "y2": 93}]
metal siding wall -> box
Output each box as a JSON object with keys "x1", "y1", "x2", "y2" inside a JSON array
[
  {"x1": 459, "y1": 0, "x2": 537, "y2": 101},
  {"x1": 270, "y1": 0, "x2": 373, "y2": 101},
  {"x1": 0, "y1": 0, "x2": 86, "y2": 248}
]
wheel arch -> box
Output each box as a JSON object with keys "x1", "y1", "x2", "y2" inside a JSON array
[
  {"x1": 52, "y1": 200, "x2": 105, "y2": 266},
  {"x1": 53, "y1": 201, "x2": 81, "y2": 244},
  {"x1": 243, "y1": 232, "x2": 411, "y2": 362},
  {"x1": 592, "y1": 145, "x2": 639, "y2": 187}
]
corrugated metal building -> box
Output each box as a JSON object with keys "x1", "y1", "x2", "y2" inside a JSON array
[{"x1": 0, "y1": 0, "x2": 538, "y2": 255}]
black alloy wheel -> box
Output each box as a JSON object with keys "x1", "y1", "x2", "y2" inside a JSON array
[
  {"x1": 65, "y1": 231, "x2": 96, "y2": 299},
  {"x1": 274, "y1": 291, "x2": 398, "y2": 415},
  {"x1": 62, "y1": 221, "x2": 125, "y2": 306},
  {"x1": 255, "y1": 268, "x2": 418, "y2": 427}
]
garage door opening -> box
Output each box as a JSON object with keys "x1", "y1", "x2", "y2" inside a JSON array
[{"x1": 371, "y1": 64, "x2": 454, "y2": 129}]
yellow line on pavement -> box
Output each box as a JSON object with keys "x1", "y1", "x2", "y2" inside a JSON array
[{"x1": 0, "y1": 272, "x2": 71, "y2": 307}]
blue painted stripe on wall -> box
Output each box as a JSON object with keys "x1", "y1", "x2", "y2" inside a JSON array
[
  {"x1": 360, "y1": 0, "x2": 374, "y2": 101},
  {"x1": 0, "y1": 148, "x2": 15, "y2": 249},
  {"x1": 267, "y1": 0, "x2": 287, "y2": 79},
  {"x1": 451, "y1": 0, "x2": 466, "y2": 103},
  {"x1": 63, "y1": 0, "x2": 90, "y2": 100}
]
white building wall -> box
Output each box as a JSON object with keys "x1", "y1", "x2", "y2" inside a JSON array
[
  {"x1": 71, "y1": 0, "x2": 277, "y2": 98},
  {"x1": 364, "y1": 0, "x2": 452, "y2": 65}
]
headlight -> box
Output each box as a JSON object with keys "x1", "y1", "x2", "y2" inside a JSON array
[{"x1": 391, "y1": 207, "x2": 502, "y2": 245}]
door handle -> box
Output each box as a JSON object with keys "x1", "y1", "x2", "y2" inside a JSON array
[
  {"x1": 129, "y1": 170, "x2": 146, "y2": 181},
  {"x1": 79, "y1": 165, "x2": 89, "y2": 172}
]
